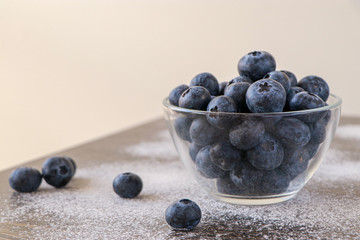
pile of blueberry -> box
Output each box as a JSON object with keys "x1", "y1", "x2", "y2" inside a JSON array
[
  {"x1": 9, "y1": 156, "x2": 76, "y2": 192},
  {"x1": 168, "y1": 51, "x2": 331, "y2": 196}
]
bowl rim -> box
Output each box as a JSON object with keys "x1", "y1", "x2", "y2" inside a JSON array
[{"x1": 163, "y1": 93, "x2": 342, "y2": 116}]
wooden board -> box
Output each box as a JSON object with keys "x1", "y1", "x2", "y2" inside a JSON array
[{"x1": 0, "y1": 117, "x2": 359, "y2": 239}]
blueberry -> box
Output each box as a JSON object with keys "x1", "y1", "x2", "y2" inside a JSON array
[
  {"x1": 263, "y1": 71, "x2": 291, "y2": 93},
  {"x1": 303, "y1": 143, "x2": 320, "y2": 160},
  {"x1": 206, "y1": 96, "x2": 237, "y2": 129},
  {"x1": 229, "y1": 119, "x2": 265, "y2": 150},
  {"x1": 42, "y1": 156, "x2": 76, "y2": 188},
  {"x1": 218, "y1": 81, "x2": 228, "y2": 95},
  {"x1": 209, "y1": 141, "x2": 242, "y2": 171},
  {"x1": 273, "y1": 118, "x2": 311, "y2": 148},
  {"x1": 289, "y1": 92, "x2": 326, "y2": 123},
  {"x1": 322, "y1": 104, "x2": 332, "y2": 126},
  {"x1": 189, "y1": 142, "x2": 204, "y2": 162},
  {"x1": 298, "y1": 75, "x2": 330, "y2": 102},
  {"x1": 230, "y1": 161, "x2": 264, "y2": 192},
  {"x1": 309, "y1": 120, "x2": 326, "y2": 144},
  {"x1": 224, "y1": 82, "x2": 251, "y2": 112},
  {"x1": 189, "y1": 117, "x2": 220, "y2": 146},
  {"x1": 280, "y1": 70, "x2": 298, "y2": 87},
  {"x1": 195, "y1": 145, "x2": 227, "y2": 179},
  {"x1": 113, "y1": 172, "x2": 143, "y2": 198},
  {"x1": 247, "y1": 133, "x2": 284, "y2": 170},
  {"x1": 216, "y1": 173, "x2": 248, "y2": 195},
  {"x1": 285, "y1": 86, "x2": 305, "y2": 110},
  {"x1": 246, "y1": 79, "x2": 286, "y2": 113},
  {"x1": 165, "y1": 199, "x2": 201, "y2": 230},
  {"x1": 280, "y1": 147, "x2": 310, "y2": 180},
  {"x1": 225, "y1": 75, "x2": 253, "y2": 89},
  {"x1": 289, "y1": 92, "x2": 326, "y2": 111},
  {"x1": 169, "y1": 84, "x2": 189, "y2": 106},
  {"x1": 68, "y1": 157, "x2": 77, "y2": 175},
  {"x1": 9, "y1": 167, "x2": 42, "y2": 193},
  {"x1": 174, "y1": 115, "x2": 193, "y2": 142},
  {"x1": 258, "y1": 168, "x2": 290, "y2": 194},
  {"x1": 262, "y1": 116, "x2": 283, "y2": 133},
  {"x1": 237, "y1": 51, "x2": 276, "y2": 81},
  {"x1": 179, "y1": 86, "x2": 211, "y2": 110},
  {"x1": 190, "y1": 72, "x2": 219, "y2": 96}
]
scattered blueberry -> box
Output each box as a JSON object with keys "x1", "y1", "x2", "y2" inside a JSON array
[
  {"x1": 237, "y1": 51, "x2": 276, "y2": 81},
  {"x1": 179, "y1": 86, "x2": 211, "y2": 110},
  {"x1": 42, "y1": 156, "x2": 76, "y2": 188},
  {"x1": 113, "y1": 172, "x2": 143, "y2": 198},
  {"x1": 247, "y1": 133, "x2": 284, "y2": 170},
  {"x1": 298, "y1": 75, "x2": 330, "y2": 102},
  {"x1": 224, "y1": 82, "x2": 251, "y2": 112},
  {"x1": 206, "y1": 96, "x2": 237, "y2": 129},
  {"x1": 246, "y1": 79, "x2": 286, "y2": 113},
  {"x1": 280, "y1": 70, "x2": 298, "y2": 87},
  {"x1": 190, "y1": 72, "x2": 219, "y2": 96},
  {"x1": 9, "y1": 167, "x2": 42, "y2": 193},
  {"x1": 67, "y1": 157, "x2": 77, "y2": 175},
  {"x1": 263, "y1": 70, "x2": 291, "y2": 93},
  {"x1": 165, "y1": 199, "x2": 201, "y2": 230},
  {"x1": 169, "y1": 84, "x2": 189, "y2": 106}
]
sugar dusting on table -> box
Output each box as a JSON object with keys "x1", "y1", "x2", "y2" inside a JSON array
[
  {"x1": 335, "y1": 124, "x2": 360, "y2": 140},
  {"x1": 1, "y1": 130, "x2": 360, "y2": 239},
  {"x1": 123, "y1": 131, "x2": 178, "y2": 159}
]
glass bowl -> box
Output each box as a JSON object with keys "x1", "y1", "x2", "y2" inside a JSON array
[{"x1": 163, "y1": 94, "x2": 342, "y2": 205}]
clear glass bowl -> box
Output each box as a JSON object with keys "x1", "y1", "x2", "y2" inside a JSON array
[{"x1": 163, "y1": 94, "x2": 342, "y2": 205}]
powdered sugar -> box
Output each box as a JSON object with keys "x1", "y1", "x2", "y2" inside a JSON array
[
  {"x1": 0, "y1": 127, "x2": 360, "y2": 239},
  {"x1": 123, "y1": 130, "x2": 178, "y2": 159},
  {"x1": 0, "y1": 160, "x2": 195, "y2": 239},
  {"x1": 314, "y1": 148, "x2": 360, "y2": 182},
  {"x1": 335, "y1": 124, "x2": 360, "y2": 140}
]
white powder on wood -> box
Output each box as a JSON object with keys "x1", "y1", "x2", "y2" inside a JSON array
[
  {"x1": 0, "y1": 130, "x2": 359, "y2": 239},
  {"x1": 335, "y1": 124, "x2": 360, "y2": 140},
  {"x1": 123, "y1": 130, "x2": 178, "y2": 159}
]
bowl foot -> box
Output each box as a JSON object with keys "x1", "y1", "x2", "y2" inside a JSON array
[{"x1": 210, "y1": 191, "x2": 298, "y2": 205}]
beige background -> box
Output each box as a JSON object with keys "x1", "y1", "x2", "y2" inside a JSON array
[{"x1": 0, "y1": 0, "x2": 359, "y2": 171}]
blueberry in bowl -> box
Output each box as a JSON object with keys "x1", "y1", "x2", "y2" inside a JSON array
[{"x1": 163, "y1": 51, "x2": 342, "y2": 205}]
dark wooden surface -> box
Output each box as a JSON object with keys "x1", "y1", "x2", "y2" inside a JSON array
[{"x1": 0, "y1": 116, "x2": 360, "y2": 239}]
